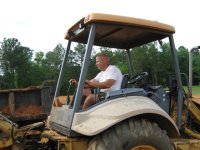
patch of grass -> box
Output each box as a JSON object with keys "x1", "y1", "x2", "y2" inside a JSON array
[
  {"x1": 192, "y1": 85, "x2": 200, "y2": 95},
  {"x1": 183, "y1": 85, "x2": 200, "y2": 95}
]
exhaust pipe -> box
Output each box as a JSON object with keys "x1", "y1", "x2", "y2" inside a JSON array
[{"x1": 189, "y1": 46, "x2": 200, "y2": 96}]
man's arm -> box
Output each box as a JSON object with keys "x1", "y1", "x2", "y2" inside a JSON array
[
  {"x1": 85, "y1": 79, "x2": 115, "y2": 89},
  {"x1": 69, "y1": 78, "x2": 115, "y2": 89}
]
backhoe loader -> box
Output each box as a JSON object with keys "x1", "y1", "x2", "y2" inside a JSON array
[{"x1": 1, "y1": 13, "x2": 200, "y2": 150}]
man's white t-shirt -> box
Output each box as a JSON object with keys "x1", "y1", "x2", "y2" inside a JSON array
[{"x1": 94, "y1": 65, "x2": 122, "y2": 92}]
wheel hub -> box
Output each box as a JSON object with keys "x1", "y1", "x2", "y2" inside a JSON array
[{"x1": 131, "y1": 145, "x2": 156, "y2": 150}]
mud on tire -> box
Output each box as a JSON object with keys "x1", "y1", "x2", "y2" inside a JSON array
[{"x1": 88, "y1": 119, "x2": 173, "y2": 150}]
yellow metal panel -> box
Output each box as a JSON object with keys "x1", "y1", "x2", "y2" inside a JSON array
[
  {"x1": 0, "y1": 120, "x2": 13, "y2": 148},
  {"x1": 172, "y1": 139, "x2": 200, "y2": 150},
  {"x1": 41, "y1": 129, "x2": 89, "y2": 150},
  {"x1": 0, "y1": 137, "x2": 13, "y2": 149},
  {"x1": 184, "y1": 100, "x2": 200, "y2": 125},
  {"x1": 64, "y1": 13, "x2": 176, "y2": 49},
  {"x1": 84, "y1": 13, "x2": 175, "y2": 33},
  {"x1": 66, "y1": 13, "x2": 175, "y2": 39},
  {"x1": 59, "y1": 139, "x2": 88, "y2": 150}
]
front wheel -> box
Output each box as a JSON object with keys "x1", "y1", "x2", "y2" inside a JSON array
[{"x1": 88, "y1": 119, "x2": 173, "y2": 150}]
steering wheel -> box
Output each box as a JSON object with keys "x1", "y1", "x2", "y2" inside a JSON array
[{"x1": 128, "y1": 72, "x2": 148, "y2": 84}]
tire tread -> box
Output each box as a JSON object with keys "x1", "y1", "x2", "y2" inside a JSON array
[{"x1": 88, "y1": 119, "x2": 173, "y2": 150}]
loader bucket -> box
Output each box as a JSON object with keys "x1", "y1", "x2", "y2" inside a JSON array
[{"x1": 0, "y1": 80, "x2": 55, "y2": 124}]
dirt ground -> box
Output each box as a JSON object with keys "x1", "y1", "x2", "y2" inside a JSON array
[
  {"x1": 193, "y1": 94, "x2": 200, "y2": 99},
  {"x1": 191, "y1": 94, "x2": 200, "y2": 105}
]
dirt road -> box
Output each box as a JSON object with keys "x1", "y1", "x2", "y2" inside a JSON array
[{"x1": 191, "y1": 94, "x2": 200, "y2": 104}]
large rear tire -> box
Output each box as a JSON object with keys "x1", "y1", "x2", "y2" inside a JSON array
[{"x1": 88, "y1": 119, "x2": 173, "y2": 150}]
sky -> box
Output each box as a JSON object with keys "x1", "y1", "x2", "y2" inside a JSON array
[{"x1": 0, "y1": 0, "x2": 199, "y2": 54}]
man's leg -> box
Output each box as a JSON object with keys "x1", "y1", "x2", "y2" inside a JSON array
[
  {"x1": 82, "y1": 94, "x2": 95, "y2": 109},
  {"x1": 53, "y1": 96, "x2": 73, "y2": 107},
  {"x1": 83, "y1": 88, "x2": 92, "y2": 96}
]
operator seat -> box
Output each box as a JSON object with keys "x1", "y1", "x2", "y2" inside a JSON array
[{"x1": 121, "y1": 74, "x2": 129, "y2": 89}]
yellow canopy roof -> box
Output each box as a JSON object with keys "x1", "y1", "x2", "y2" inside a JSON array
[{"x1": 65, "y1": 13, "x2": 175, "y2": 49}]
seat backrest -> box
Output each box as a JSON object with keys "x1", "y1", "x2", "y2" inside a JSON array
[{"x1": 121, "y1": 74, "x2": 129, "y2": 89}]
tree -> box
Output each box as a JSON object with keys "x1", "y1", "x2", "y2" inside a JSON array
[
  {"x1": 73, "y1": 43, "x2": 86, "y2": 66},
  {"x1": 177, "y1": 46, "x2": 189, "y2": 74},
  {"x1": 193, "y1": 51, "x2": 200, "y2": 85},
  {"x1": 28, "y1": 44, "x2": 66, "y2": 88},
  {"x1": 45, "y1": 44, "x2": 65, "y2": 80},
  {"x1": 177, "y1": 46, "x2": 189, "y2": 85},
  {"x1": 0, "y1": 38, "x2": 20, "y2": 88},
  {"x1": 0, "y1": 36, "x2": 198, "y2": 90},
  {"x1": 158, "y1": 42, "x2": 173, "y2": 85},
  {"x1": 14, "y1": 46, "x2": 33, "y2": 87},
  {"x1": 57, "y1": 43, "x2": 85, "y2": 94},
  {"x1": 0, "y1": 38, "x2": 33, "y2": 88},
  {"x1": 131, "y1": 45, "x2": 147, "y2": 74},
  {"x1": 34, "y1": 51, "x2": 45, "y2": 65},
  {"x1": 111, "y1": 49, "x2": 129, "y2": 74},
  {"x1": 145, "y1": 42, "x2": 160, "y2": 85}
]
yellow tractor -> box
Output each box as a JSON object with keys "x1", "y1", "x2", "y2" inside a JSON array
[
  {"x1": 1, "y1": 13, "x2": 200, "y2": 150},
  {"x1": 44, "y1": 13, "x2": 200, "y2": 150}
]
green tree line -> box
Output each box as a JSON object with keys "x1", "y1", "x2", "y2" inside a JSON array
[{"x1": 0, "y1": 38, "x2": 199, "y2": 93}]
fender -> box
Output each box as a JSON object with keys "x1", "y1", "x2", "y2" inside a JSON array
[{"x1": 72, "y1": 96, "x2": 179, "y2": 137}]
